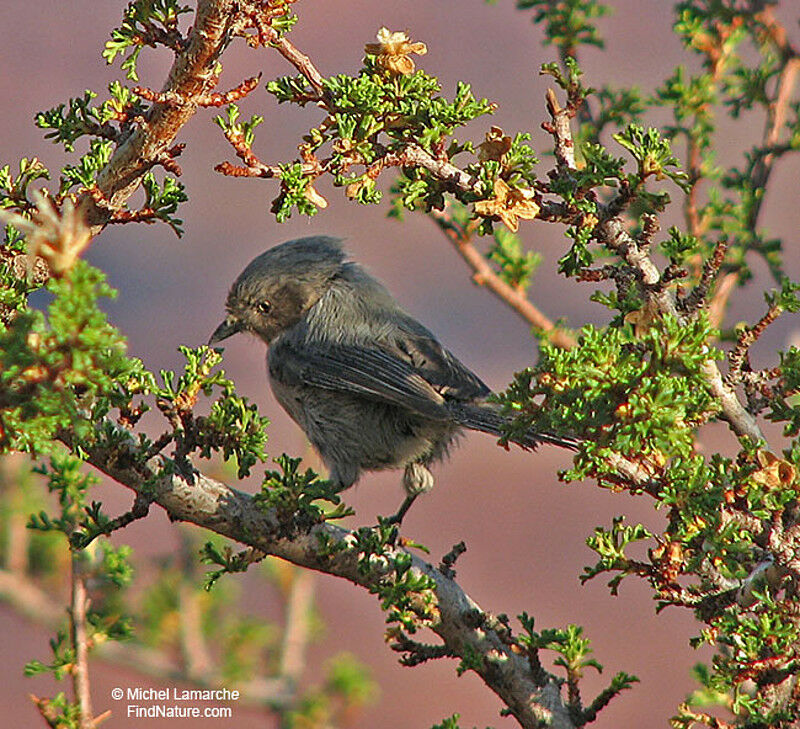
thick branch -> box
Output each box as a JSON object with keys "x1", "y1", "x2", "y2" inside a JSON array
[
  {"x1": 82, "y1": 0, "x2": 237, "y2": 233},
  {"x1": 80, "y1": 430, "x2": 576, "y2": 729}
]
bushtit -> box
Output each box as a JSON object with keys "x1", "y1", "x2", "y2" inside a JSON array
[{"x1": 210, "y1": 236, "x2": 574, "y2": 522}]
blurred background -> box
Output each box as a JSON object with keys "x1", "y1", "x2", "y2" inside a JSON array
[{"x1": 1, "y1": 1, "x2": 799, "y2": 727}]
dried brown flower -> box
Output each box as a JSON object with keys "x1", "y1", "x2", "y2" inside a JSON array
[
  {"x1": 303, "y1": 182, "x2": 328, "y2": 210},
  {"x1": 751, "y1": 450, "x2": 796, "y2": 489},
  {"x1": 473, "y1": 178, "x2": 539, "y2": 232},
  {"x1": 0, "y1": 191, "x2": 92, "y2": 277},
  {"x1": 365, "y1": 27, "x2": 427, "y2": 76},
  {"x1": 624, "y1": 299, "x2": 661, "y2": 338},
  {"x1": 478, "y1": 126, "x2": 512, "y2": 163}
]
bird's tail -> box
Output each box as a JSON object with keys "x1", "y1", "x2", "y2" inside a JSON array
[{"x1": 451, "y1": 403, "x2": 579, "y2": 451}]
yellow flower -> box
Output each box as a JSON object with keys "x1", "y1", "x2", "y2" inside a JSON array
[
  {"x1": 0, "y1": 191, "x2": 92, "y2": 276},
  {"x1": 365, "y1": 27, "x2": 427, "y2": 76},
  {"x1": 478, "y1": 126, "x2": 512, "y2": 163},
  {"x1": 473, "y1": 178, "x2": 539, "y2": 232}
]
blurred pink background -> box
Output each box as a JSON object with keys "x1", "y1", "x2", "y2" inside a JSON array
[{"x1": 2, "y1": 1, "x2": 800, "y2": 727}]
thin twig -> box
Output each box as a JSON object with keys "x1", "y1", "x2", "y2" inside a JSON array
[
  {"x1": 429, "y1": 209, "x2": 577, "y2": 349},
  {"x1": 70, "y1": 553, "x2": 94, "y2": 729},
  {"x1": 680, "y1": 238, "x2": 729, "y2": 314},
  {"x1": 177, "y1": 535, "x2": 213, "y2": 679},
  {"x1": 278, "y1": 568, "x2": 314, "y2": 696},
  {"x1": 727, "y1": 301, "x2": 784, "y2": 386},
  {"x1": 707, "y1": 272, "x2": 738, "y2": 329},
  {"x1": 270, "y1": 35, "x2": 326, "y2": 99},
  {"x1": 0, "y1": 567, "x2": 298, "y2": 708}
]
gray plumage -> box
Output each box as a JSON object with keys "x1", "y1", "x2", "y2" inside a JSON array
[{"x1": 210, "y1": 236, "x2": 574, "y2": 513}]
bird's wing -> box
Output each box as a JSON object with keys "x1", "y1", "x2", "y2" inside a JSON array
[
  {"x1": 269, "y1": 338, "x2": 452, "y2": 420},
  {"x1": 389, "y1": 317, "x2": 492, "y2": 402}
]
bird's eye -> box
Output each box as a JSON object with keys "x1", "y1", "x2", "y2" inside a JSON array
[{"x1": 257, "y1": 301, "x2": 272, "y2": 315}]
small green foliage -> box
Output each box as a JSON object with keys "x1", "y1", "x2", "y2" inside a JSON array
[
  {"x1": 141, "y1": 172, "x2": 188, "y2": 235},
  {"x1": 198, "y1": 392, "x2": 270, "y2": 478},
  {"x1": 104, "y1": 0, "x2": 191, "y2": 81},
  {"x1": 456, "y1": 643, "x2": 486, "y2": 678},
  {"x1": 28, "y1": 453, "x2": 98, "y2": 538},
  {"x1": 576, "y1": 141, "x2": 625, "y2": 188},
  {"x1": 582, "y1": 517, "x2": 653, "y2": 594},
  {"x1": 349, "y1": 525, "x2": 438, "y2": 632},
  {"x1": 35, "y1": 84, "x2": 144, "y2": 152},
  {"x1": 0, "y1": 261, "x2": 147, "y2": 454},
  {"x1": 430, "y1": 715, "x2": 463, "y2": 729},
  {"x1": 660, "y1": 226, "x2": 701, "y2": 266},
  {"x1": 21, "y1": 453, "x2": 136, "y2": 704},
  {"x1": 60, "y1": 139, "x2": 114, "y2": 193},
  {"x1": 213, "y1": 104, "x2": 264, "y2": 146},
  {"x1": 501, "y1": 315, "x2": 720, "y2": 469},
  {"x1": 271, "y1": 162, "x2": 323, "y2": 223},
  {"x1": 100, "y1": 542, "x2": 135, "y2": 587},
  {"x1": 322, "y1": 652, "x2": 377, "y2": 708},
  {"x1": 613, "y1": 123, "x2": 691, "y2": 190},
  {"x1": 541, "y1": 55, "x2": 592, "y2": 103},
  {"x1": 254, "y1": 455, "x2": 353, "y2": 529},
  {"x1": 151, "y1": 346, "x2": 229, "y2": 401},
  {"x1": 579, "y1": 85, "x2": 645, "y2": 144},
  {"x1": 266, "y1": 74, "x2": 316, "y2": 105},
  {"x1": 284, "y1": 653, "x2": 377, "y2": 729},
  {"x1": 152, "y1": 346, "x2": 270, "y2": 478},
  {"x1": 518, "y1": 616, "x2": 603, "y2": 676},
  {"x1": 0, "y1": 228, "x2": 44, "y2": 318},
  {"x1": 260, "y1": 56, "x2": 496, "y2": 221},
  {"x1": 520, "y1": 0, "x2": 610, "y2": 52},
  {"x1": 0, "y1": 157, "x2": 50, "y2": 212},
  {"x1": 685, "y1": 662, "x2": 735, "y2": 710},
  {"x1": 200, "y1": 541, "x2": 262, "y2": 590},
  {"x1": 687, "y1": 590, "x2": 800, "y2": 723},
  {"x1": 35, "y1": 90, "x2": 102, "y2": 152},
  {"x1": 516, "y1": 612, "x2": 639, "y2": 721},
  {"x1": 765, "y1": 278, "x2": 800, "y2": 314},
  {"x1": 488, "y1": 226, "x2": 541, "y2": 291},
  {"x1": 767, "y1": 347, "x2": 800, "y2": 436},
  {"x1": 25, "y1": 631, "x2": 75, "y2": 679}
]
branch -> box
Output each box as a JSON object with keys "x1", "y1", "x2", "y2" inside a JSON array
[
  {"x1": 0, "y1": 568, "x2": 301, "y2": 709},
  {"x1": 541, "y1": 88, "x2": 765, "y2": 443},
  {"x1": 79, "y1": 427, "x2": 577, "y2": 729},
  {"x1": 176, "y1": 536, "x2": 214, "y2": 680},
  {"x1": 81, "y1": 0, "x2": 238, "y2": 233},
  {"x1": 234, "y1": 1, "x2": 326, "y2": 99},
  {"x1": 429, "y1": 208, "x2": 577, "y2": 349},
  {"x1": 747, "y1": 52, "x2": 800, "y2": 231},
  {"x1": 277, "y1": 568, "x2": 314, "y2": 701},
  {"x1": 70, "y1": 554, "x2": 94, "y2": 729},
  {"x1": 270, "y1": 35, "x2": 326, "y2": 99}
]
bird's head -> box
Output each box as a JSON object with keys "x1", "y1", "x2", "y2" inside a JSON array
[{"x1": 209, "y1": 235, "x2": 346, "y2": 346}]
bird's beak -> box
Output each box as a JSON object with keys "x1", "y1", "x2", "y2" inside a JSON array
[{"x1": 208, "y1": 315, "x2": 241, "y2": 345}]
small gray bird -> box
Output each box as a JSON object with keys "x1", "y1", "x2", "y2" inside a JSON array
[{"x1": 210, "y1": 236, "x2": 574, "y2": 522}]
